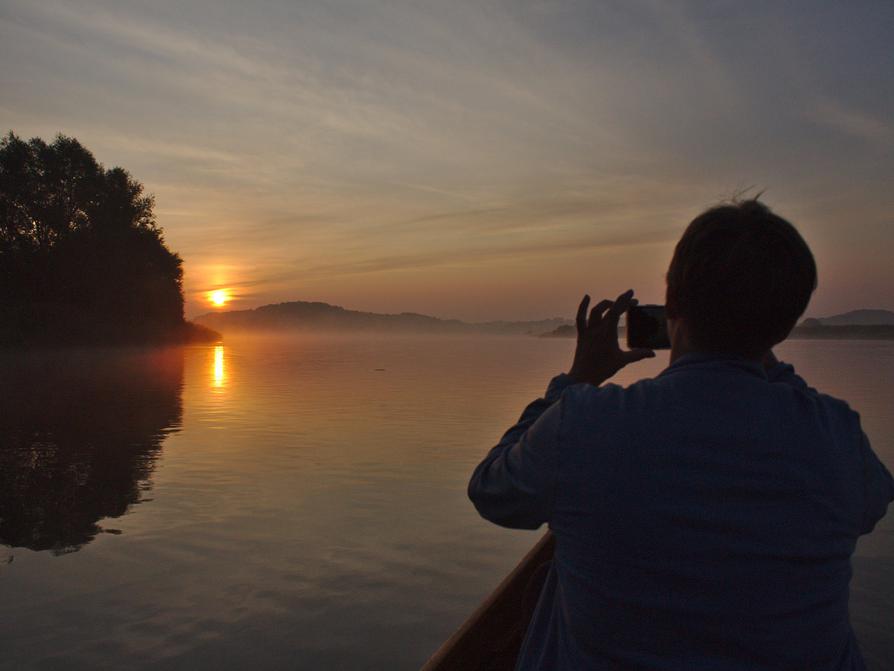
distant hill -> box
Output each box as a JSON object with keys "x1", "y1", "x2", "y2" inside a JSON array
[
  {"x1": 541, "y1": 323, "x2": 629, "y2": 339},
  {"x1": 540, "y1": 324, "x2": 576, "y2": 338},
  {"x1": 194, "y1": 301, "x2": 894, "y2": 341},
  {"x1": 793, "y1": 309, "x2": 894, "y2": 340},
  {"x1": 801, "y1": 309, "x2": 894, "y2": 327},
  {"x1": 194, "y1": 300, "x2": 569, "y2": 336},
  {"x1": 540, "y1": 309, "x2": 894, "y2": 341},
  {"x1": 791, "y1": 324, "x2": 894, "y2": 340}
]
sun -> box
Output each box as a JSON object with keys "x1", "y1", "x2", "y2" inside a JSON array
[{"x1": 209, "y1": 289, "x2": 229, "y2": 307}]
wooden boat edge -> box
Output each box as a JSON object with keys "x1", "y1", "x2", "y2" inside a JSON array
[{"x1": 419, "y1": 531, "x2": 555, "y2": 671}]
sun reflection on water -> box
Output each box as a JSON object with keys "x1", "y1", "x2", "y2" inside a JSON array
[{"x1": 213, "y1": 345, "x2": 225, "y2": 388}]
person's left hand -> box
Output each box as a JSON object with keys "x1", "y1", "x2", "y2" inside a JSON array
[{"x1": 568, "y1": 289, "x2": 655, "y2": 386}]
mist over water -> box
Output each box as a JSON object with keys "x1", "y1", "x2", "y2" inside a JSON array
[{"x1": 0, "y1": 336, "x2": 891, "y2": 670}]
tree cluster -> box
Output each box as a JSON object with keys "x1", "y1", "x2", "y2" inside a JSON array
[{"x1": 0, "y1": 132, "x2": 192, "y2": 345}]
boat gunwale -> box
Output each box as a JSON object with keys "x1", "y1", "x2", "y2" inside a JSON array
[{"x1": 419, "y1": 531, "x2": 555, "y2": 671}]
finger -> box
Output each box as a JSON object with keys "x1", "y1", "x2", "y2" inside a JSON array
[
  {"x1": 576, "y1": 295, "x2": 590, "y2": 334},
  {"x1": 622, "y1": 298, "x2": 639, "y2": 325},
  {"x1": 588, "y1": 300, "x2": 613, "y2": 329},
  {"x1": 622, "y1": 348, "x2": 656, "y2": 363},
  {"x1": 606, "y1": 289, "x2": 635, "y2": 328}
]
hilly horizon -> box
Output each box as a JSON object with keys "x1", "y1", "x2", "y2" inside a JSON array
[
  {"x1": 194, "y1": 301, "x2": 894, "y2": 337},
  {"x1": 805, "y1": 309, "x2": 894, "y2": 326},
  {"x1": 194, "y1": 300, "x2": 570, "y2": 336}
]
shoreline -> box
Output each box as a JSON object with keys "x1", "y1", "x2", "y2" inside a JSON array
[{"x1": 0, "y1": 320, "x2": 221, "y2": 348}]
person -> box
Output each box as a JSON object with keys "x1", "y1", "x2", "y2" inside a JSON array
[{"x1": 468, "y1": 200, "x2": 894, "y2": 670}]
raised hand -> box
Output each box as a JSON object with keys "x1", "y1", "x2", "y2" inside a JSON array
[{"x1": 568, "y1": 289, "x2": 655, "y2": 386}]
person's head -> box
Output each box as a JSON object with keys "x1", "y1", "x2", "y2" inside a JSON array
[{"x1": 665, "y1": 199, "x2": 817, "y2": 359}]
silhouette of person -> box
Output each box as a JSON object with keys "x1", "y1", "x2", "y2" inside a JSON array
[{"x1": 469, "y1": 200, "x2": 894, "y2": 670}]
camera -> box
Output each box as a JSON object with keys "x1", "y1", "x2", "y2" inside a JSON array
[{"x1": 626, "y1": 304, "x2": 670, "y2": 350}]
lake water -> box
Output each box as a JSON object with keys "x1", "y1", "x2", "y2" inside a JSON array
[{"x1": 0, "y1": 336, "x2": 892, "y2": 670}]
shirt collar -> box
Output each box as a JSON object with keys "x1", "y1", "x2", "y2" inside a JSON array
[{"x1": 658, "y1": 351, "x2": 767, "y2": 380}]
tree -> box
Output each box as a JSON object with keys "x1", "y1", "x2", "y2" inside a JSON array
[{"x1": 0, "y1": 132, "x2": 208, "y2": 345}]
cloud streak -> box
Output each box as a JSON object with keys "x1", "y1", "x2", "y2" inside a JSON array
[{"x1": 1, "y1": 0, "x2": 891, "y2": 318}]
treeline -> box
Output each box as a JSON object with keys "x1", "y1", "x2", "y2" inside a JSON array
[{"x1": 0, "y1": 132, "x2": 217, "y2": 345}]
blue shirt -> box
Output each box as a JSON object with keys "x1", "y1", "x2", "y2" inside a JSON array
[{"x1": 468, "y1": 353, "x2": 894, "y2": 670}]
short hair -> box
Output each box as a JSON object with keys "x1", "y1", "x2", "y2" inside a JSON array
[{"x1": 665, "y1": 199, "x2": 817, "y2": 358}]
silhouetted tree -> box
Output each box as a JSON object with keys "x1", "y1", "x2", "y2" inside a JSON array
[{"x1": 0, "y1": 132, "x2": 203, "y2": 344}]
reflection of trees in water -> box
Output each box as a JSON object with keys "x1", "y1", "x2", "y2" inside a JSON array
[{"x1": 0, "y1": 348, "x2": 183, "y2": 555}]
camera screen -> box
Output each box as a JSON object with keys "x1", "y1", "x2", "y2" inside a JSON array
[{"x1": 626, "y1": 304, "x2": 671, "y2": 350}]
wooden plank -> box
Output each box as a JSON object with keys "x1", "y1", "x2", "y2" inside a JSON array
[{"x1": 420, "y1": 532, "x2": 555, "y2": 671}]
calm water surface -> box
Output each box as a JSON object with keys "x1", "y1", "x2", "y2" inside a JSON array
[{"x1": 1, "y1": 336, "x2": 892, "y2": 670}]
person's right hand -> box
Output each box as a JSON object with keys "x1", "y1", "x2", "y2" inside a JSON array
[{"x1": 568, "y1": 290, "x2": 655, "y2": 386}]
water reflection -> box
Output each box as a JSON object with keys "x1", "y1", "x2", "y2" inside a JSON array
[
  {"x1": 0, "y1": 348, "x2": 183, "y2": 555},
  {"x1": 213, "y1": 344, "x2": 226, "y2": 388}
]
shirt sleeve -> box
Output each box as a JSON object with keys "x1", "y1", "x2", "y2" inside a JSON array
[
  {"x1": 859, "y1": 428, "x2": 894, "y2": 535},
  {"x1": 467, "y1": 374, "x2": 576, "y2": 530}
]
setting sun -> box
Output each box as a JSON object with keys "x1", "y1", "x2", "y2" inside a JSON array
[{"x1": 209, "y1": 289, "x2": 229, "y2": 307}]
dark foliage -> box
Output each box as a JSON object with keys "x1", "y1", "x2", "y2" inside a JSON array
[{"x1": 0, "y1": 131, "x2": 215, "y2": 345}]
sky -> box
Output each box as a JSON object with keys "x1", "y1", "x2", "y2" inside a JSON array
[{"x1": 1, "y1": 0, "x2": 892, "y2": 321}]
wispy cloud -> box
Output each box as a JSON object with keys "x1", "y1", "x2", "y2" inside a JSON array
[
  {"x1": 810, "y1": 99, "x2": 894, "y2": 149},
  {"x1": 2, "y1": 0, "x2": 891, "y2": 317}
]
